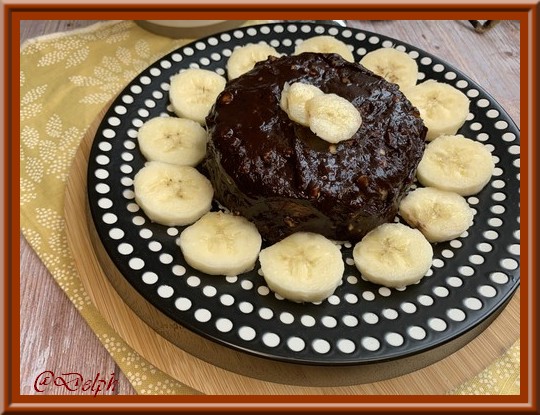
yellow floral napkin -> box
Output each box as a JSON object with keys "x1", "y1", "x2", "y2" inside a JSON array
[{"x1": 20, "y1": 20, "x2": 520, "y2": 395}]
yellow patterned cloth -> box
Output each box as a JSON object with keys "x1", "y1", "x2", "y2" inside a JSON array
[{"x1": 19, "y1": 20, "x2": 520, "y2": 395}]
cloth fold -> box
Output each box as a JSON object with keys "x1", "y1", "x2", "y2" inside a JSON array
[{"x1": 19, "y1": 20, "x2": 519, "y2": 395}]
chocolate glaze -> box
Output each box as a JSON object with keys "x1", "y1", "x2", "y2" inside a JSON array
[{"x1": 205, "y1": 53, "x2": 427, "y2": 243}]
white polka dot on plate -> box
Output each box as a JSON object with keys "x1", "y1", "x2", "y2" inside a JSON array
[
  {"x1": 128, "y1": 257, "x2": 144, "y2": 270},
  {"x1": 428, "y1": 317, "x2": 447, "y2": 332},
  {"x1": 262, "y1": 332, "x2": 280, "y2": 348},
  {"x1": 186, "y1": 276, "x2": 200, "y2": 287},
  {"x1": 447, "y1": 308, "x2": 466, "y2": 322},
  {"x1": 301, "y1": 315, "x2": 316, "y2": 327},
  {"x1": 95, "y1": 169, "x2": 109, "y2": 179},
  {"x1": 490, "y1": 272, "x2": 509, "y2": 284},
  {"x1": 102, "y1": 213, "x2": 117, "y2": 224},
  {"x1": 382, "y1": 308, "x2": 398, "y2": 320},
  {"x1": 174, "y1": 297, "x2": 191, "y2": 311},
  {"x1": 464, "y1": 297, "x2": 483, "y2": 310},
  {"x1": 337, "y1": 338, "x2": 356, "y2": 354},
  {"x1": 238, "y1": 326, "x2": 256, "y2": 341},
  {"x1": 216, "y1": 318, "x2": 233, "y2": 333},
  {"x1": 280, "y1": 312, "x2": 294, "y2": 324},
  {"x1": 170, "y1": 265, "x2": 185, "y2": 276},
  {"x1": 418, "y1": 294, "x2": 434, "y2": 306},
  {"x1": 258, "y1": 307, "x2": 273, "y2": 320},
  {"x1": 342, "y1": 314, "x2": 359, "y2": 327},
  {"x1": 321, "y1": 316, "x2": 337, "y2": 328},
  {"x1": 194, "y1": 308, "x2": 211, "y2": 323},
  {"x1": 362, "y1": 312, "x2": 379, "y2": 324},
  {"x1": 219, "y1": 294, "x2": 234, "y2": 306},
  {"x1": 385, "y1": 332, "x2": 404, "y2": 347},
  {"x1": 202, "y1": 285, "x2": 217, "y2": 297},
  {"x1": 312, "y1": 338, "x2": 331, "y2": 354},
  {"x1": 108, "y1": 228, "x2": 124, "y2": 239},
  {"x1": 142, "y1": 271, "x2": 158, "y2": 285},
  {"x1": 501, "y1": 258, "x2": 519, "y2": 270},
  {"x1": 148, "y1": 241, "x2": 163, "y2": 252},
  {"x1": 361, "y1": 336, "x2": 380, "y2": 351},
  {"x1": 287, "y1": 336, "x2": 305, "y2": 352},
  {"x1": 117, "y1": 243, "x2": 133, "y2": 255},
  {"x1": 408, "y1": 326, "x2": 426, "y2": 340},
  {"x1": 159, "y1": 253, "x2": 173, "y2": 264},
  {"x1": 157, "y1": 285, "x2": 174, "y2": 298},
  {"x1": 238, "y1": 301, "x2": 253, "y2": 314}
]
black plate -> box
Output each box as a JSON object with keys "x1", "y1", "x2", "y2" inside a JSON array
[{"x1": 87, "y1": 22, "x2": 520, "y2": 365}]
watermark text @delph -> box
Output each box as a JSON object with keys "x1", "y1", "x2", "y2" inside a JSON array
[{"x1": 34, "y1": 371, "x2": 119, "y2": 396}]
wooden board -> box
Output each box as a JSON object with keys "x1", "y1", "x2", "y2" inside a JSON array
[{"x1": 64, "y1": 106, "x2": 520, "y2": 394}]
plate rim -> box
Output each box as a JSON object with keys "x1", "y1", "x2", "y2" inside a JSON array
[{"x1": 86, "y1": 21, "x2": 521, "y2": 366}]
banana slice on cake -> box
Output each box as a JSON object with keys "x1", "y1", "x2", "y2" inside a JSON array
[
  {"x1": 258, "y1": 232, "x2": 344, "y2": 303},
  {"x1": 179, "y1": 211, "x2": 262, "y2": 276},
  {"x1": 280, "y1": 82, "x2": 324, "y2": 126},
  {"x1": 137, "y1": 116, "x2": 208, "y2": 167},
  {"x1": 399, "y1": 187, "x2": 474, "y2": 243},
  {"x1": 359, "y1": 47, "x2": 418, "y2": 90},
  {"x1": 169, "y1": 68, "x2": 226, "y2": 125},
  {"x1": 133, "y1": 161, "x2": 213, "y2": 227},
  {"x1": 416, "y1": 134, "x2": 495, "y2": 196},
  {"x1": 404, "y1": 80, "x2": 470, "y2": 141},
  {"x1": 294, "y1": 35, "x2": 354, "y2": 62},
  {"x1": 305, "y1": 93, "x2": 362, "y2": 143},
  {"x1": 353, "y1": 223, "x2": 433, "y2": 288},
  {"x1": 226, "y1": 43, "x2": 281, "y2": 80}
]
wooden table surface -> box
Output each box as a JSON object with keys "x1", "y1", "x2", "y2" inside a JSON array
[{"x1": 19, "y1": 19, "x2": 520, "y2": 396}]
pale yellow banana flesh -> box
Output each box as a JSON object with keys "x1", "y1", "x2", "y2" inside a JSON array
[
  {"x1": 360, "y1": 47, "x2": 419, "y2": 90},
  {"x1": 280, "y1": 82, "x2": 324, "y2": 126},
  {"x1": 133, "y1": 161, "x2": 213, "y2": 227},
  {"x1": 404, "y1": 80, "x2": 470, "y2": 141},
  {"x1": 259, "y1": 232, "x2": 345, "y2": 303},
  {"x1": 399, "y1": 187, "x2": 474, "y2": 243},
  {"x1": 179, "y1": 211, "x2": 262, "y2": 276},
  {"x1": 137, "y1": 116, "x2": 208, "y2": 167},
  {"x1": 169, "y1": 68, "x2": 226, "y2": 125},
  {"x1": 417, "y1": 134, "x2": 495, "y2": 196},
  {"x1": 305, "y1": 93, "x2": 362, "y2": 143},
  {"x1": 226, "y1": 43, "x2": 281, "y2": 80},
  {"x1": 294, "y1": 35, "x2": 354, "y2": 62},
  {"x1": 353, "y1": 223, "x2": 433, "y2": 288}
]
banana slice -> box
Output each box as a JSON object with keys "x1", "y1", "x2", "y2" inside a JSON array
[
  {"x1": 416, "y1": 134, "x2": 495, "y2": 196},
  {"x1": 399, "y1": 187, "x2": 474, "y2": 243},
  {"x1": 403, "y1": 80, "x2": 470, "y2": 141},
  {"x1": 294, "y1": 35, "x2": 354, "y2": 62},
  {"x1": 137, "y1": 116, "x2": 208, "y2": 167},
  {"x1": 353, "y1": 223, "x2": 433, "y2": 288},
  {"x1": 359, "y1": 47, "x2": 418, "y2": 90},
  {"x1": 169, "y1": 68, "x2": 226, "y2": 125},
  {"x1": 280, "y1": 82, "x2": 324, "y2": 126},
  {"x1": 179, "y1": 211, "x2": 262, "y2": 276},
  {"x1": 259, "y1": 232, "x2": 344, "y2": 303},
  {"x1": 226, "y1": 43, "x2": 281, "y2": 80},
  {"x1": 133, "y1": 161, "x2": 213, "y2": 227},
  {"x1": 305, "y1": 93, "x2": 362, "y2": 143}
]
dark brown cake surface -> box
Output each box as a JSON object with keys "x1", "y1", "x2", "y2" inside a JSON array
[{"x1": 205, "y1": 52, "x2": 427, "y2": 243}]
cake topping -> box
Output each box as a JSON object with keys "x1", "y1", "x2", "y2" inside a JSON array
[
  {"x1": 305, "y1": 93, "x2": 362, "y2": 143},
  {"x1": 280, "y1": 82, "x2": 362, "y2": 143},
  {"x1": 279, "y1": 81, "x2": 324, "y2": 126}
]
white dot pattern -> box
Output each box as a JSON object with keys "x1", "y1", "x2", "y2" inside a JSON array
[{"x1": 87, "y1": 22, "x2": 520, "y2": 365}]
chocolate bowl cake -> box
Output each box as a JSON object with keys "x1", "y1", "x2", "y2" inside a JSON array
[{"x1": 204, "y1": 52, "x2": 427, "y2": 243}]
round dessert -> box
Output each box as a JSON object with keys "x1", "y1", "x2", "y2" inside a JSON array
[{"x1": 205, "y1": 52, "x2": 427, "y2": 243}]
